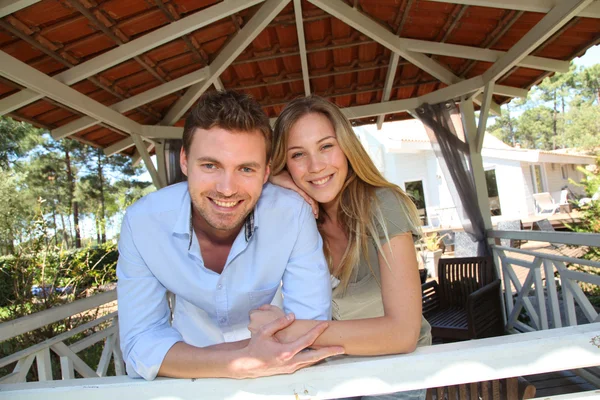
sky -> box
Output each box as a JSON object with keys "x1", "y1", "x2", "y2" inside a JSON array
[{"x1": 574, "y1": 44, "x2": 600, "y2": 68}]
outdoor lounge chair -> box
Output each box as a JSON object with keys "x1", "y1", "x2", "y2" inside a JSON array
[
  {"x1": 532, "y1": 192, "x2": 560, "y2": 215},
  {"x1": 421, "y1": 257, "x2": 505, "y2": 341}
]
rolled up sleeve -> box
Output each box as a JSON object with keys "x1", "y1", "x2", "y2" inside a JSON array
[
  {"x1": 281, "y1": 203, "x2": 332, "y2": 321},
  {"x1": 117, "y1": 213, "x2": 183, "y2": 380}
]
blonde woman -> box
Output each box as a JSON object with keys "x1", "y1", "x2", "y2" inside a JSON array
[{"x1": 249, "y1": 96, "x2": 431, "y2": 399}]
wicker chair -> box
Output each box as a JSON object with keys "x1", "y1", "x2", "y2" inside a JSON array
[{"x1": 422, "y1": 257, "x2": 505, "y2": 341}]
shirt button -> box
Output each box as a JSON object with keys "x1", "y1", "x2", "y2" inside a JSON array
[
  {"x1": 217, "y1": 284, "x2": 222, "y2": 290},
  {"x1": 219, "y1": 318, "x2": 226, "y2": 324}
]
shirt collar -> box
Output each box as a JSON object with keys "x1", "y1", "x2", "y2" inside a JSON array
[{"x1": 172, "y1": 188, "x2": 258, "y2": 248}]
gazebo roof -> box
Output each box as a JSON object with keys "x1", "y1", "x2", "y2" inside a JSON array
[{"x1": 0, "y1": 0, "x2": 598, "y2": 160}]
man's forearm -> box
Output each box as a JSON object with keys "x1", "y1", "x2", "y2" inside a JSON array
[{"x1": 158, "y1": 342, "x2": 245, "y2": 379}]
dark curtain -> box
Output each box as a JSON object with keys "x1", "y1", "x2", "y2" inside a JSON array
[
  {"x1": 164, "y1": 139, "x2": 186, "y2": 185},
  {"x1": 415, "y1": 102, "x2": 489, "y2": 256}
]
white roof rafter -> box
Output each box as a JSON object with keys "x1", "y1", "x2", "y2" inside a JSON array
[
  {"x1": 294, "y1": 0, "x2": 311, "y2": 96},
  {"x1": 376, "y1": 53, "x2": 400, "y2": 130},
  {"x1": 161, "y1": 0, "x2": 291, "y2": 125},
  {"x1": 307, "y1": 0, "x2": 503, "y2": 114},
  {"x1": 0, "y1": 0, "x2": 265, "y2": 116},
  {"x1": 424, "y1": 0, "x2": 600, "y2": 19}
]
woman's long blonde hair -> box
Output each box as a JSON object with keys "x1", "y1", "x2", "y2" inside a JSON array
[{"x1": 272, "y1": 95, "x2": 421, "y2": 291}]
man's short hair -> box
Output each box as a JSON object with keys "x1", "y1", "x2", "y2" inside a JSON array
[{"x1": 182, "y1": 90, "x2": 272, "y2": 161}]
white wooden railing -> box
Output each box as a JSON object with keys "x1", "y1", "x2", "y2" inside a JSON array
[
  {"x1": 0, "y1": 290, "x2": 123, "y2": 384},
  {"x1": 488, "y1": 230, "x2": 600, "y2": 333},
  {"x1": 0, "y1": 323, "x2": 599, "y2": 399}
]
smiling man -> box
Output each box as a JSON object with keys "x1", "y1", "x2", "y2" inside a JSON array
[{"x1": 116, "y1": 90, "x2": 340, "y2": 381}]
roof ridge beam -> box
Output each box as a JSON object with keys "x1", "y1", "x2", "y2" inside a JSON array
[
  {"x1": 161, "y1": 0, "x2": 291, "y2": 125},
  {"x1": 0, "y1": 0, "x2": 265, "y2": 116},
  {"x1": 51, "y1": 67, "x2": 210, "y2": 140},
  {"x1": 483, "y1": 0, "x2": 594, "y2": 84},
  {"x1": 424, "y1": 0, "x2": 600, "y2": 19}
]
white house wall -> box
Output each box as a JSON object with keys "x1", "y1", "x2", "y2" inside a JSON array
[
  {"x1": 543, "y1": 162, "x2": 587, "y2": 202},
  {"x1": 483, "y1": 157, "x2": 528, "y2": 219}
]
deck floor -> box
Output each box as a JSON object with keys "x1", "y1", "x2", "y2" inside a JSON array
[{"x1": 524, "y1": 369, "x2": 598, "y2": 398}]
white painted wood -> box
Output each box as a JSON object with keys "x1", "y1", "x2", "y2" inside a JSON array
[
  {"x1": 112, "y1": 321, "x2": 125, "y2": 376},
  {"x1": 544, "y1": 259, "x2": 562, "y2": 329},
  {"x1": 132, "y1": 143, "x2": 154, "y2": 167},
  {"x1": 488, "y1": 230, "x2": 600, "y2": 248},
  {"x1": 2, "y1": 324, "x2": 600, "y2": 400},
  {"x1": 512, "y1": 321, "x2": 535, "y2": 333},
  {"x1": 497, "y1": 250, "x2": 514, "y2": 319},
  {"x1": 213, "y1": 78, "x2": 225, "y2": 91},
  {"x1": 0, "y1": 0, "x2": 264, "y2": 116},
  {"x1": 377, "y1": 53, "x2": 400, "y2": 130},
  {"x1": 51, "y1": 343, "x2": 99, "y2": 379},
  {"x1": 293, "y1": 0, "x2": 311, "y2": 96},
  {"x1": 562, "y1": 276, "x2": 579, "y2": 327},
  {"x1": 505, "y1": 265, "x2": 540, "y2": 330},
  {"x1": 492, "y1": 245, "x2": 600, "y2": 269},
  {"x1": 307, "y1": 0, "x2": 504, "y2": 113},
  {"x1": 142, "y1": 125, "x2": 184, "y2": 139},
  {"x1": 69, "y1": 325, "x2": 119, "y2": 355},
  {"x1": 482, "y1": 0, "x2": 594, "y2": 84},
  {"x1": 0, "y1": 354, "x2": 36, "y2": 384},
  {"x1": 559, "y1": 276, "x2": 598, "y2": 323},
  {"x1": 103, "y1": 137, "x2": 135, "y2": 156},
  {"x1": 131, "y1": 133, "x2": 163, "y2": 189},
  {"x1": 0, "y1": 291, "x2": 116, "y2": 343},
  {"x1": 561, "y1": 269, "x2": 600, "y2": 287},
  {"x1": 502, "y1": 256, "x2": 537, "y2": 269},
  {"x1": 60, "y1": 356, "x2": 74, "y2": 380},
  {"x1": 0, "y1": 51, "x2": 141, "y2": 136},
  {"x1": 573, "y1": 369, "x2": 600, "y2": 390},
  {"x1": 533, "y1": 264, "x2": 549, "y2": 330},
  {"x1": 424, "y1": 0, "x2": 600, "y2": 19},
  {"x1": 0, "y1": 0, "x2": 40, "y2": 18},
  {"x1": 476, "y1": 81, "x2": 494, "y2": 151},
  {"x1": 96, "y1": 334, "x2": 116, "y2": 377},
  {"x1": 35, "y1": 348, "x2": 53, "y2": 381},
  {"x1": 460, "y1": 98, "x2": 493, "y2": 230},
  {"x1": 0, "y1": 312, "x2": 117, "y2": 369},
  {"x1": 52, "y1": 67, "x2": 209, "y2": 139},
  {"x1": 162, "y1": 0, "x2": 290, "y2": 125}
]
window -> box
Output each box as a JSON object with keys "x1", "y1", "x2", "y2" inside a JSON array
[
  {"x1": 561, "y1": 165, "x2": 568, "y2": 180},
  {"x1": 485, "y1": 169, "x2": 501, "y2": 216},
  {"x1": 530, "y1": 165, "x2": 545, "y2": 193},
  {"x1": 405, "y1": 180, "x2": 427, "y2": 226}
]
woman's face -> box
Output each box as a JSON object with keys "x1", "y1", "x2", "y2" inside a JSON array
[{"x1": 285, "y1": 113, "x2": 349, "y2": 206}]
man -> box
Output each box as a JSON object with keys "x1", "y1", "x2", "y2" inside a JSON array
[{"x1": 117, "y1": 90, "x2": 342, "y2": 381}]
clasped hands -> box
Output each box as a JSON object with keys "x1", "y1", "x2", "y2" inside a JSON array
[{"x1": 233, "y1": 304, "x2": 343, "y2": 378}]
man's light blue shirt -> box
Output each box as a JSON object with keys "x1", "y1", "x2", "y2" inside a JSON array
[{"x1": 117, "y1": 182, "x2": 331, "y2": 380}]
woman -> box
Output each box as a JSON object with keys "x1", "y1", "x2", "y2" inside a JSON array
[{"x1": 250, "y1": 95, "x2": 431, "y2": 399}]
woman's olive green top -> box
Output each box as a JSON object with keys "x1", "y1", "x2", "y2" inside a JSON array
[{"x1": 331, "y1": 188, "x2": 432, "y2": 347}]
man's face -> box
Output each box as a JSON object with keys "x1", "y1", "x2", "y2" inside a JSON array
[{"x1": 180, "y1": 127, "x2": 270, "y2": 235}]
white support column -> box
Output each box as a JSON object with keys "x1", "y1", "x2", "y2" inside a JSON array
[
  {"x1": 460, "y1": 98, "x2": 493, "y2": 230},
  {"x1": 0, "y1": 0, "x2": 40, "y2": 18},
  {"x1": 475, "y1": 81, "x2": 494, "y2": 152},
  {"x1": 376, "y1": 53, "x2": 400, "y2": 130},
  {"x1": 161, "y1": 0, "x2": 290, "y2": 125},
  {"x1": 482, "y1": 0, "x2": 594, "y2": 84},
  {"x1": 131, "y1": 134, "x2": 163, "y2": 189},
  {"x1": 293, "y1": 0, "x2": 311, "y2": 96},
  {"x1": 0, "y1": 0, "x2": 265, "y2": 116}
]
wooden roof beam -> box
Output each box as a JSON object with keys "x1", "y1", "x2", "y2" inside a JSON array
[
  {"x1": 161, "y1": 0, "x2": 290, "y2": 125},
  {"x1": 293, "y1": 0, "x2": 311, "y2": 96},
  {"x1": 0, "y1": 0, "x2": 265, "y2": 116},
  {"x1": 0, "y1": 0, "x2": 40, "y2": 18},
  {"x1": 424, "y1": 0, "x2": 600, "y2": 19}
]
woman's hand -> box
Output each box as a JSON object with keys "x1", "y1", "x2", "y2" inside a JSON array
[
  {"x1": 249, "y1": 304, "x2": 286, "y2": 336},
  {"x1": 270, "y1": 171, "x2": 319, "y2": 218}
]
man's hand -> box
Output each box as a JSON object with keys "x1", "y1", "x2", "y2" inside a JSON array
[
  {"x1": 232, "y1": 313, "x2": 344, "y2": 379},
  {"x1": 248, "y1": 304, "x2": 285, "y2": 335}
]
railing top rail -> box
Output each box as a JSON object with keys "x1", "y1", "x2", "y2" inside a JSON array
[
  {"x1": 488, "y1": 229, "x2": 600, "y2": 247},
  {"x1": 1, "y1": 324, "x2": 599, "y2": 400},
  {"x1": 0, "y1": 290, "x2": 117, "y2": 342},
  {"x1": 491, "y1": 245, "x2": 600, "y2": 269}
]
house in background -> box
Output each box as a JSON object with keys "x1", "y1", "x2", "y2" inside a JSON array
[{"x1": 355, "y1": 120, "x2": 596, "y2": 228}]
